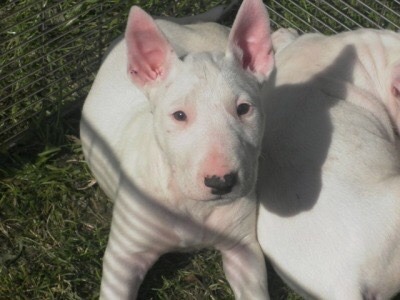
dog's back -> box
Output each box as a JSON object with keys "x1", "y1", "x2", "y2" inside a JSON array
[{"x1": 258, "y1": 29, "x2": 400, "y2": 299}]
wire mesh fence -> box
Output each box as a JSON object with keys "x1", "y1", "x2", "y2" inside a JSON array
[
  {"x1": 0, "y1": 1, "x2": 131, "y2": 149},
  {"x1": 1, "y1": 0, "x2": 400, "y2": 149},
  {"x1": 266, "y1": 0, "x2": 400, "y2": 34}
]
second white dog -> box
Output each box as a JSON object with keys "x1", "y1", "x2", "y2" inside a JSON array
[{"x1": 258, "y1": 28, "x2": 400, "y2": 299}]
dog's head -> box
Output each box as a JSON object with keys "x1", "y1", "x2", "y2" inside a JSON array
[{"x1": 124, "y1": 0, "x2": 274, "y2": 201}]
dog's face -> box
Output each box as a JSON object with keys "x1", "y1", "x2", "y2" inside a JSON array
[
  {"x1": 149, "y1": 53, "x2": 264, "y2": 201},
  {"x1": 124, "y1": 0, "x2": 274, "y2": 201}
]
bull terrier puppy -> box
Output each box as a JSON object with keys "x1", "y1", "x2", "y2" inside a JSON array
[
  {"x1": 80, "y1": 0, "x2": 274, "y2": 298},
  {"x1": 258, "y1": 28, "x2": 400, "y2": 299}
]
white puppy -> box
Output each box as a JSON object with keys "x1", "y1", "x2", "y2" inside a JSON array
[
  {"x1": 258, "y1": 28, "x2": 400, "y2": 299},
  {"x1": 80, "y1": 0, "x2": 274, "y2": 299}
]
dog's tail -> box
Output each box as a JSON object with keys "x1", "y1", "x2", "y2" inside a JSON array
[{"x1": 155, "y1": 0, "x2": 239, "y2": 24}]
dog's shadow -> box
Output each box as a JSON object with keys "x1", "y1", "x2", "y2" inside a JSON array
[{"x1": 258, "y1": 45, "x2": 357, "y2": 217}]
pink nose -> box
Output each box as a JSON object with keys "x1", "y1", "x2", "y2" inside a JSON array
[{"x1": 204, "y1": 172, "x2": 237, "y2": 195}]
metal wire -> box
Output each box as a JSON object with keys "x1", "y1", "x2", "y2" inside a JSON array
[
  {"x1": 0, "y1": 1, "x2": 92, "y2": 48},
  {"x1": 266, "y1": 0, "x2": 399, "y2": 32},
  {"x1": 0, "y1": 0, "x2": 128, "y2": 148},
  {"x1": 1, "y1": 27, "x2": 112, "y2": 101},
  {"x1": 1, "y1": 0, "x2": 400, "y2": 148},
  {"x1": 266, "y1": 5, "x2": 308, "y2": 34},
  {"x1": 0, "y1": 3, "x2": 119, "y2": 80},
  {"x1": 319, "y1": 0, "x2": 364, "y2": 29},
  {"x1": 267, "y1": 2, "x2": 320, "y2": 33},
  {"x1": 357, "y1": 1, "x2": 399, "y2": 29}
]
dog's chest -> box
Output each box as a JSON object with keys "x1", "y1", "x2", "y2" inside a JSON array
[
  {"x1": 171, "y1": 199, "x2": 252, "y2": 250},
  {"x1": 173, "y1": 222, "x2": 207, "y2": 248}
]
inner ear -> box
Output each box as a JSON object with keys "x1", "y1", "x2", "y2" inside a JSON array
[
  {"x1": 391, "y1": 61, "x2": 400, "y2": 96},
  {"x1": 392, "y1": 76, "x2": 400, "y2": 99},
  {"x1": 125, "y1": 6, "x2": 177, "y2": 87},
  {"x1": 227, "y1": 0, "x2": 274, "y2": 82},
  {"x1": 392, "y1": 85, "x2": 400, "y2": 98}
]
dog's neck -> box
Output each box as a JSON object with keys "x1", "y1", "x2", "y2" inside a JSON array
[{"x1": 117, "y1": 110, "x2": 175, "y2": 202}]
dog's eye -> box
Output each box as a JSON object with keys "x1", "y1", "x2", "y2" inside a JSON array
[
  {"x1": 172, "y1": 111, "x2": 187, "y2": 121},
  {"x1": 237, "y1": 103, "x2": 251, "y2": 116}
]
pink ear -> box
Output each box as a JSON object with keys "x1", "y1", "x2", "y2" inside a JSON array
[
  {"x1": 389, "y1": 63, "x2": 400, "y2": 133},
  {"x1": 392, "y1": 64, "x2": 400, "y2": 98},
  {"x1": 125, "y1": 6, "x2": 175, "y2": 86},
  {"x1": 227, "y1": 0, "x2": 274, "y2": 82}
]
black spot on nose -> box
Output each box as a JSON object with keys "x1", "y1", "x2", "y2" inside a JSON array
[{"x1": 204, "y1": 173, "x2": 237, "y2": 195}]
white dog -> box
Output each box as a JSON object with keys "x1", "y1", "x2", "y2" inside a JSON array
[
  {"x1": 80, "y1": 0, "x2": 274, "y2": 299},
  {"x1": 258, "y1": 28, "x2": 400, "y2": 299}
]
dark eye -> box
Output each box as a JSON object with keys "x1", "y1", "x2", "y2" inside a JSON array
[
  {"x1": 237, "y1": 103, "x2": 251, "y2": 116},
  {"x1": 172, "y1": 110, "x2": 187, "y2": 121}
]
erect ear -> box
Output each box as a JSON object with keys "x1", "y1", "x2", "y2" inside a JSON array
[
  {"x1": 227, "y1": 0, "x2": 274, "y2": 82},
  {"x1": 125, "y1": 6, "x2": 177, "y2": 87}
]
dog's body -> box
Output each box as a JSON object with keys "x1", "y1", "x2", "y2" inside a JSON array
[
  {"x1": 80, "y1": 0, "x2": 273, "y2": 299},
  {"x1": 258, "y1": 29, "x2": 400, "y2": 299}
]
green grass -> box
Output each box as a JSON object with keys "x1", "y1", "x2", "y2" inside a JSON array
[
  {"x1": 0, "y1": 115, "x2": 109, "y2": 299},
  {"x1": 1, "y1": 0, "x2": 400, "y2": 299}
]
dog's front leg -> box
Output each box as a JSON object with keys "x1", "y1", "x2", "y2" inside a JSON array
[
  {"x1": 221, "y1": 241, "x2": 269, "y2": 300},
  {"x1": 100, "y1": 192, "x2": 166, "y2": 300},
  {"x1": 99, "y1": 238, "x2": 160, "y2": 300}
]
